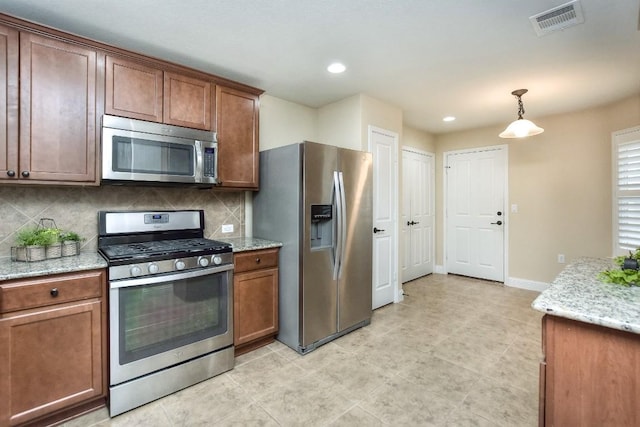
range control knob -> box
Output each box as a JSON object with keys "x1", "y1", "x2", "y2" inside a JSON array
[
  {"x1": 148, "y1": 263, "x2": 159, "y2": 274},
  {"x1": 130, "y1": 265, "x2": 142, "y2": 277},
  {"x1": 198, "y1": 256, "x2": 210, "y2": 267},
  {"x1": 175, "y1": 260, "x2": 186, "y2": 271},
  {"x1": 212, "y1": 255, "x2": 222, "y2": 265}
]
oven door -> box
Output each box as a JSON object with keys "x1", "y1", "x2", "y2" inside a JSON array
[{"x1": 109, "y1": 265, "x2": 233, "y2": 386}]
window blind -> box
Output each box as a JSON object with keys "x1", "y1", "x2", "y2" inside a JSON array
[{"x1": 614, "y1": 127, "x2": 640, "y2": 254}]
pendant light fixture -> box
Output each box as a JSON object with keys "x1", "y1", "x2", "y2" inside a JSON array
[{"x1": 499, "y1": 89, "x2": 544, "y2": 138}]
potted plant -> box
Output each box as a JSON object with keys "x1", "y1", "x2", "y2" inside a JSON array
[
  {"x1": 60, "y1": 231, "x2": 83, "y2": 256},
  {"x1": 41, "y1": 227, "x2": 63, "y2": 259},
  {"x1": 14, "y1": 227, "x2": 48, "y2": 261}
]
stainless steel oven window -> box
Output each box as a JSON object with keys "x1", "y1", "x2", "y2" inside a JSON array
[
  {"x1": 117, "y1": 273, "x2": 228, "y2": 364},
  {"x1": 112, "y1": 135, "x2": 195, "y2": 176}
]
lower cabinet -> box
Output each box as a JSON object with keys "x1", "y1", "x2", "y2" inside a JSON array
[
  {"x1": 233, "y1": 248, "x2": 279, "y2": 355},
  {"x1": 540, "y1": 315, "x2": 640, "y2": 427},
  {"x1": 0, "y1": 269, "x2": 107, "y2": 426}
]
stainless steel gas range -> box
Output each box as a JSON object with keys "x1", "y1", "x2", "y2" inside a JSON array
[{"x1": 98, "y1": 210, "x2": 234, "y2": 416}]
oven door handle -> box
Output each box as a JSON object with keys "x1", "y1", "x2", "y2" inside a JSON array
[{"x1": 109, "y1": 264, "x2": 234, "y2": 289}]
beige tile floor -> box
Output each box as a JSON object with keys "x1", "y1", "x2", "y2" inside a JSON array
[{"x1": 65, "y1": 273, "x2": 543, "y2": 426}]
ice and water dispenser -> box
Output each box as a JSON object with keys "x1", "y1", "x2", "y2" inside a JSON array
[{"x1": 310, "y1": 204, "x2": 333, "y2": 250}]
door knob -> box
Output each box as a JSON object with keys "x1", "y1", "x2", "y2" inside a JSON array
[
  {"x1": 491, "y1": 220, "x2": 503, "y2": 225},
  {"x1": 21, "y1": 170, "x2": 30, "y2": 178},
  {"x1": 412, "y1": 221, "x2": 420, "y2": 225},
  {"x1": 373, "y1": 227, "x2": 386, "y2": 233},
  {"x1": 407, "y1": 221, "x2": 411, "y2": 226},
  {"x1": 6, "y1": 170, "x2": 15, "y2": 177}
]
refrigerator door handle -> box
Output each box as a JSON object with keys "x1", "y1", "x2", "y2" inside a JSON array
[
  {"x1": 337, "y1": 171, "x2": 347, "y2": 279},
  {"x1": 333, "y1": 171, "x2": 343, "y2": 280}
]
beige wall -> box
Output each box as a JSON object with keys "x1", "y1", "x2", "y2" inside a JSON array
[
  {"x1": 259, "y1": 94, "x2": 318, "y2": 150},
  {"x1": 402, "y1": 125, "x2": 436, "y2": 153},
  {"x1": 317, "y1": 95, "x2": 362, "y2": 150},
  {"x1": 260, "y1": 93, "x2": 406, "y2": 152},
  {"x1": 435, "y1": 94, "x2": 640, "y2": 283},
  {"x1": 258, "y1": 92, "x2": 640, "y2": 285},
  {"x1": 360, "y1": 95, "x2": 403, "y2": 150}
]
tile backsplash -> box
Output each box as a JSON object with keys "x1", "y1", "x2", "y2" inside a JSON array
[{"x1": 0, "y1": 185, "x2": 245, "y2": 259}]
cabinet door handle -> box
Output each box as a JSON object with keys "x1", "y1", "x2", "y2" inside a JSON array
[
  {"x1": 7, "y1": 170, "x2": 15, "y2": 177},
  {"x1": 50, "y1": 288, "x2": 59, "y2": 297},
  {"x1": 21, "y1": 170, "x2": 30, "y2": 178},
  {"x1": 255, "y1": 257, "x2": 261, "y2": 264}
]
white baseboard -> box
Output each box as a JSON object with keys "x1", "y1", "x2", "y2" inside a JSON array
[
  {"x1": 431, "y1": 266, "x2": 548, "y2": 292},
  {"x1": 506, "y1": 277, "x2": 549, "y2": 292}
]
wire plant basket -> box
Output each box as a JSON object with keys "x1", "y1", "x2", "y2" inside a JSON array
[{"x1": 11, "y1": 218, "x2": 81, "y2": 262}]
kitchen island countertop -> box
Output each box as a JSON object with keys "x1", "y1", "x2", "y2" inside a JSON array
[
  {"x1": 0, "y1": 252, "x2": 108, "y2": 282},
  {"x1": 532, "y1": 257, "x2": 640, "y2": 334},
  {"x1": 221, "y1": 237, "x2": 282, "y2": 252}
]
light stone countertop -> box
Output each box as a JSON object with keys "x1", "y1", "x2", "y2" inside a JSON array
[
  {"x1": 220, "y1": 237, "x2": 283, "y2": 253},
  {"x1": 532, "y1": 257, "x2": 640, "y2": 334},
  {"x1": 0, "y1": 238, "x2": 282, "y2": 281},
  {"x1": 0, "y1": 252, "x2": 108, "y2": 282}
]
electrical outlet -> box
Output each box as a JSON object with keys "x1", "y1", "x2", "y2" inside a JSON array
[
  {"x1": 557, "y1": 254, "x2": 565, "y2": 264},
  {"x1": 221, "y1": 224, "x2": 233, "y2": 233}
]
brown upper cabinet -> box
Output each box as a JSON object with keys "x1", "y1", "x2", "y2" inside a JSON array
[
  {"x1": 0, "y1": 13, "x2": 263, "y2": 189},
  {"x1": 0, "y1": 26, "x2": 99, "y2": 185},
  {"x1": 216, "y1": 86, "x2": 260, "y2": 189},
  {"x1": 0, "y1": 24, "x2": 19, "y2": 182},
  {"x1": 164, "y1": 71, "x2": 212, "y2": 130},
  {"x1": 106, "y1": 56, "x2": 213, "y2": 131},
  {"x1": 105, "y1": 56, "x2": 163, "y2": 123}
]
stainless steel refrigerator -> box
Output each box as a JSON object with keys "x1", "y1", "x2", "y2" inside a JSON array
[{"x1": 253, "y1": 141, "x2": 373, "y2": 354}]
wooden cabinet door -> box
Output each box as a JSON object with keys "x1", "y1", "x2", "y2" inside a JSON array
[
  {"x1": 19, "y1": 33, "x2": 97, "y2": 183},
  {"x1": 234, "y1": 267, "x2": 278, "y2": 346},
  {"x1": 0, "y1": 24, "x2": 18, "y2": 181},
  {"x1": 164, "y1": 72, "x2": 212, "y2": 130},
  {"x1": 0, "y1": 299, "x2": 104, "y2": 426},
  {"x1": 105, "y1": 55, "x2": 163, "y2": 122},
  {"x1": 544, "y1": 315, "x2": 640, "y2": 427},
  {"x1": 215, "y1": 86, "x2": 259, "y2": 189}
]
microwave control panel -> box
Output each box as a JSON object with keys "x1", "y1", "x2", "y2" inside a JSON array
[{"x1": 203, "y1": 147, "x2": 216, "y2": 177}]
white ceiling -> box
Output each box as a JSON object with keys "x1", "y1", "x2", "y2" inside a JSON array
[{"x1": 1, "y1": 0, "x2": 639, "y2": 134}]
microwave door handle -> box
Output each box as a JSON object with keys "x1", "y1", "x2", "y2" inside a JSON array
[{"x1": 194, "y1": 140, "x2": 203, "y2": 183}]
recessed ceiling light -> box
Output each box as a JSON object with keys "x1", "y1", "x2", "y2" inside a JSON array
[
  {"x1": 443, "y1": 116, "x2": 456, "y2": 122},
  {"x1": 327, "y1": 62, "x2": 346, "y2": 74}
]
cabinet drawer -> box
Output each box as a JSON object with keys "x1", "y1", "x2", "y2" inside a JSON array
[
  {"x1": 0, "y1": 270, "x2": 104, "y2": 314},
  {"x1": 234, "y1": 248, "x2": 279, "y2": 273}
]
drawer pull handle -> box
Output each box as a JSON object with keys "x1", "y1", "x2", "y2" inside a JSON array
[
  {"x1": 50, "y1": 288, "x2": 59, "y2": 297},
  {"x1": 255, "y1": 257, "x2": 261, "y2": 264}
]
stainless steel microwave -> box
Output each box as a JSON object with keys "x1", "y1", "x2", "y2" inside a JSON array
[{"x1": 101, "y1": 115, "x2": 218, "y2": 187}]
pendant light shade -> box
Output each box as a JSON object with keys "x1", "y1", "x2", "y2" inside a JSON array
[{"x1": 499, "y1": 89, "x2": 544, "y2": 138}]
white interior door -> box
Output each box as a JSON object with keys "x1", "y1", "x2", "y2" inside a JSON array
[
  {"x1": 369, "y1": 126, "x2": 397, "y2": 309},
  {"x1": 401, "y1": 149, "x2": 434, "y2": 282},
  {"x1": 445, "y1": 146, "x2": 506, "y2": 282}
]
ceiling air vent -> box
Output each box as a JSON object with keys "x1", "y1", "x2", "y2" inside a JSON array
[{"x1": 530, "y1": 0, "x2": 585, "y2": 36}]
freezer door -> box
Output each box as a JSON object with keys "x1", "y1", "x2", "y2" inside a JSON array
[
  {"x1": 301, "y1": 142, "x2": 338, "y2": 347},
  {"x1": 337, "y1": 148, "x2": 373, "y2": 331}
]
